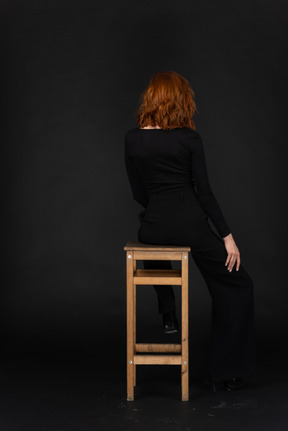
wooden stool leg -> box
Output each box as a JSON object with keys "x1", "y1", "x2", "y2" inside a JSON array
[
  {"x1": 181, "y1": 252, "x2": 189, "y2": 401},
  {"x1": 127, "y1": 251, "x2": 135, "y2": 401},
  {"x1": 133, "y1": 256, "x2": 136, "y2": 387}
]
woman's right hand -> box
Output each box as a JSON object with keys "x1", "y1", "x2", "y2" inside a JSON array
[{"x1": 223, "y1": 233, "x2": 241, "y2": 272}]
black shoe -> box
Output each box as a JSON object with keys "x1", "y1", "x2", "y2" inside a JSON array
[
  {"x1": 204, "y1": 376, "x2": 244, "y2": 392},
  {"x1": 162, "y1": 310, "x2": 179, "y2": 334},
  {"x1": 224, "y1": 378, "x2": 243, "y2": 391}
]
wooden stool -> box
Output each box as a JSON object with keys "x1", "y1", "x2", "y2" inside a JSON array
[{"x1": 123, "y1": 240, "x2": 191, "y2": 401}]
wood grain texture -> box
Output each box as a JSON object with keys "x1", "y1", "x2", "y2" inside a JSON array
[{"x1": 124, "y1": 240, "x2": 190, "y2": 252}]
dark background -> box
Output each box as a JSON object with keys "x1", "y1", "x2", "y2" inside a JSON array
[{"x1": 1, "y1": 0, "x2": 287, "y2": 372}]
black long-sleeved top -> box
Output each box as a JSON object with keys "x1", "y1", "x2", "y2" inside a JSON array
[{"x1": 124, "y1": 127, "x2": 231, "y2": 238}]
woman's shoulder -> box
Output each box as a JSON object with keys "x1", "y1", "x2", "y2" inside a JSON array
[
  {"x1": 181, "y1": 128, "x2": 201, "y2": 138},
  {"x1": 125, "y1": 127, "x2": 139, "y2": 139},
  {"x1": 174, "y1": 128, "x2": 202, "y2": 146}
]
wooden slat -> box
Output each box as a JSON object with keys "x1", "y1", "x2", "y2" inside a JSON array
[
  {"x1": 135, "y1": 277, "x2": 182, "y2": 285},
  {"x1": 133, "y1": 251, "x2": 183, "y2": 260},
  {"x1": 136, "y1": 278, "x2": 182, "y2": 285},
  {"x1": 134, "y1": 269, "x2": 182, "y2": 285},
  {"x1": 136, "y1": 343, "x2": 182, "y2": 353},
  {"x1": 135, "y1": 269, "x2": 181, "y2": 277},
  {"x1": 124, "y1": 240, "x2": 190, "y2": 252},
  {"x1": 134, "y1": 355, "x2": 182, "y2": 365}
]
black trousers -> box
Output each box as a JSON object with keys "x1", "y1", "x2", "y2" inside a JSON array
[{"x1": 137, "y1": 188, "x2": 256, "y2": 381}]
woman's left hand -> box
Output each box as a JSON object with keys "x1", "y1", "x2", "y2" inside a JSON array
[{"x1": 223, "y1": 233, "x2": 241, "y2": 272}]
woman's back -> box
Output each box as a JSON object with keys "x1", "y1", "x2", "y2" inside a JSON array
[
  {"x1": 124, "y1": 126, "x2": 231, "y2": 239},
  {"x1": 125, "y1": 127, "x2": 199, "y2": 195}
]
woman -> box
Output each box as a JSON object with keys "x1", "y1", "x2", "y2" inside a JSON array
[{"x1": 124, "y1": 71, "x2": 256, "y2": 391}]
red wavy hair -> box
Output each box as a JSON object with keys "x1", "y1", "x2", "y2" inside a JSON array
[{"x1": 135, "y1": 71, "x2": 198, "y2": 131}]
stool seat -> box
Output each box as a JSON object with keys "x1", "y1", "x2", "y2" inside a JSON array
[
  {"x1": 124, "y1": 239, "x2": 190, "y2": 401},
  {"x1": 124, "y1": 240, "x2": 191, "y2": 252}
]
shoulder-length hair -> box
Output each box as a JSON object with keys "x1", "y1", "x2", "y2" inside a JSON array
[{"x1": 135, "y1": 71, "x2": 198, "y2": 131}]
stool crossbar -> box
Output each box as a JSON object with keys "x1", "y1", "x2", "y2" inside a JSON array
[{"x1": 123, "y1": 240, "x2": 191, "y2": 401}]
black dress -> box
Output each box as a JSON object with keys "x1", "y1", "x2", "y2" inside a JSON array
[{"x1": 124, "y1": 126, "x2": 256, "y2": 381}]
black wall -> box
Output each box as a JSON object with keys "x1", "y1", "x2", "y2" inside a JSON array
[{"x1": 1, "y1": 0, "x2": 287, "y2": 356}]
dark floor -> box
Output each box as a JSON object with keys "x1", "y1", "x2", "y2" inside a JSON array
[{"x1": 0, "y1": 341, "x2": 287, "y2": 431}]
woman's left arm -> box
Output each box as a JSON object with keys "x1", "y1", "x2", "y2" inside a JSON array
[{"x1": 190, "y1": 132, "x2": 231, "y2": 239}]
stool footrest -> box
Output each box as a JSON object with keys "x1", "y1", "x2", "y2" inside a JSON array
[
  {"x1": 135, "y1": 343, "x2": 182, "y2": 353},
  {"x1": 134, "y1": 355, "x2": 182, "y2": 365}
]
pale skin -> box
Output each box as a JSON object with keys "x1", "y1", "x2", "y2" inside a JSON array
[
  {"x1": 141, "y1": 126, "x2": 241, "y2": 273},
  {"x1": 223, "y1": 233, "x2": 241, "y2": 272}
]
